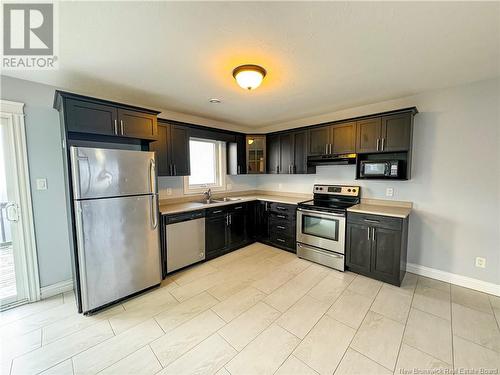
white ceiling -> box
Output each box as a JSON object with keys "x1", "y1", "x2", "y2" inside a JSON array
[{"x1": 4, "y1": 1, "x2": 500, "y2": 129}]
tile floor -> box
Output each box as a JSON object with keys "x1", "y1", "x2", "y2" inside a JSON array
[{"x1": 1, "y1": 243, "x2": 499, "y2": 375}]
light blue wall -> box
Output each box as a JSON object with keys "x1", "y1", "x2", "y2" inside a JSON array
[{"x1": 1, "y1": 75, "x2": 73, "y2": 287}]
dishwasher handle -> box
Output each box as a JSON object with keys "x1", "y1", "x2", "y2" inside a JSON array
[{"x1": 165, "y1": 210, "x2": 205, "y2": 225}]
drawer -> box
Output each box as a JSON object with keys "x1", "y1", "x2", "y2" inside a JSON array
[
  {"x1": 270, "y1": 232, "x2": 296, "y2": 250},
  {"x1": 269, "y1": 218, "x2": 296, "y2": 237},
  {"x1": 268, "y1": 202, "x2": 296, "y2": 216},
  {"x1": 269, "y1": 211, "x2": 296, "y2": 222},
  {"x1": 164, "y1": 209, "x2": 205, "y2": 224},
  {"x1": 206, "y1": 206, "x2": 228, "y2": 217},
  {"x1": 347, "y1": 212, "x2": 402, "y2": 231},
  {"x1": 227, "y1": 202, "x2": 247, "y2": 213}
]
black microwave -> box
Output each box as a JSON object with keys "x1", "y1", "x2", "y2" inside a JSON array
[{"x1": 360, "y1": 160, "x2": 403, "y2": 178}]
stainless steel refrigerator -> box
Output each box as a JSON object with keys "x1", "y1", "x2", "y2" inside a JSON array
[{"x1": 70, "y1": 146, "x2": 161, "y2": 314}]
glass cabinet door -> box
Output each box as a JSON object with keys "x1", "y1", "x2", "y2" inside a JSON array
[{"x1": 246, "y1": 135, "x2": 266, "y2": 174}]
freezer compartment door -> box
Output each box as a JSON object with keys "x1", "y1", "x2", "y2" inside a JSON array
[
  {"x1": 70, "y1": 146, "x2": 156, "y2": 199},
  {"x1": 75, "y1": 194, "x2": 161, "y2": 313}
]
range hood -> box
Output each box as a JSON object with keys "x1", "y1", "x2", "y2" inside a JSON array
[{"x1": 307, "y1": 153, "x2": 357, "y2": 166}]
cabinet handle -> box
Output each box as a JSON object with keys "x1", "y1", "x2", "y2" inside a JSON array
[
  {"x1": 173, "y1": 164, "x2": 177, "y2": 176},
  {"x1": 325, "y1": 144, "x2": 328, "y2": 154},
  {"x1": 212, "y1": 210, "x2": 223, "y2": 214},
  {"x1": 277, "y1": 225, "x2": 285, "y2": 230},
  {"x1": 234, "y1": 206, "x2": 243, "y2": 210},
  {"x1": 372, "y1": 227, "x2": 376, "y2": 241},
  {"x1": 276, "y1": 206, "x2": 287, "y2": 210},
  {"x1": 226, "y1": 214, "x2": 229, "y2": 226},
  {"x1": 237, "y1": 165, "x2": 241, "y2": 174},
  {"x1": 114, "y1": 119, "x2": 118, "y2": 134},
  {"x1": 265, "y1": 202, "x2": 268, "y2": 211},
  {"x1": 276, "y1": 238, "x2": 286, "y2": 243},
  {"x1": 367, "y1": 227, "x2": 371, "y2": 240},
  {"x1": 120, "y1": 120, "x2": 124, "y2": 135},
  {"x1": 276, "y1": 214, "x2": 286, "y2": 219},
  {"x1": 364, "y1": 218, "x2": 380, "y2": 223},
  {"x1": 229, "y1": 214, "x2": 232, "y2": 225},
  {"x1": 381, "y1": 138, "x2": 385, "y2": 151},
  {"x1": 376, "y1": 138, "x2": 380, "y2": 151},
  {"x1": 329, "y1": 144, "x2": 332, "y2": 154}
]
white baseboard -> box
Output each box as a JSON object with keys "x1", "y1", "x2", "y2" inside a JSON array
[
  {"x1": 406, "y1": 263, "x2": 500, "y2": 296},
  {"x1": 40, "y1": 279, "x2": 74, "y2": 299}
]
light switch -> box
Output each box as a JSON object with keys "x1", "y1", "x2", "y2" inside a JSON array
[
  {"x1": 166, "y1": 188, "x2": 172, "y2": 196},
  {"x1": 36, "y1": 178, "x2": 48, "y2": 190},
  {"x1": 386, "y1": 187, "x2": 394, "y2": 197}
]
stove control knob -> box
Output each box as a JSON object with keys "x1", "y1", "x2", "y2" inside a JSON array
[
  {"x1": 347, "y1": 189, "x2": 351, "y2": 192},
  {"x1": 352, "y1": 189, "x2": 356, "y2": 193}
]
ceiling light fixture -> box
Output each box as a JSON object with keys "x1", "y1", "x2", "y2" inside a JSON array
[
  {"x1": 209, "y1": 98, "x2": 221, "y2": 103},
  {"x1": 232, "y1": 64, "x2": 266, "y2": 90}
]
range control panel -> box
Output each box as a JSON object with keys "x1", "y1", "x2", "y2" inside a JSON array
[{"x1": 313, "y1": 184, "x2": 360, "y2": 197}]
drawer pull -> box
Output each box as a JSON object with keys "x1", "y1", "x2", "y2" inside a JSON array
[
  {"x1": 364, "y1": 219, "x2": 380, "y2": 223},
  {"x1": 276, "y1": 238, "x2": 286, "y2": 243},
  {"x1": 212, "y1": 210, "x2": 223, "y2": 214},
  {"x1": 277, "y1": 225, "x2": 286, "y2": 230},
  {"x1": 276, "y1": 214, "x2": 286, "y2": 219},
  {"x1": 234, "y1": 206, "x2": 243, "y2": 210},
  {"x1": 276, "y1": 206, "x2": 287, "y2": 210}
]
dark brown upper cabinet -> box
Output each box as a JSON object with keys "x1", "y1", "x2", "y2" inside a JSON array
[
  {"x1": 227, "y1": 134, "x2": 246, "y2": 175},
  {"x1": 308, "y1": 126, "x2": 331, "y2": 156},
  {"x1": 150, "y1": 121, "x2": 190, "y2": 176},
  {"x1": 117, "y1": 109, "x2": 157, "y2": 140},
  {"x1": 267, "y1": 130, "x2": 311, "y2": 175},
  {"x1": 381, "y1": 113, "x2": 412, "y2": 152},
  {"x1": 308, "y1": 122, "x2": 356, "y2": 156},
  {"x1": 267, "y1": 134, "x2": 281, "y2": 174},
  {"x1": 356, "y1": 118, "x2": 382, "y2": 153},
  {"x1": 54, "y1": 91, "x2": 160, "y2": 141},
  {"x1": 356, "y1": 113, "x2": 412, "y2": 153}
]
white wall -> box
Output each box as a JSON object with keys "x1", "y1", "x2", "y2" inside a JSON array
[{"x1": 256, "y1": 78, "x2": 500, "y2": 285}]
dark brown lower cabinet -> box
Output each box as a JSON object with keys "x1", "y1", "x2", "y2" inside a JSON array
[{"x1": 346, "y1": 212, "x2": 408, "y2": 286}]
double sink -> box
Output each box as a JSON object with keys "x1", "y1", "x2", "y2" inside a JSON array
[{"x1": 198, "y1": 197, "x2": 243, "y2": 205}]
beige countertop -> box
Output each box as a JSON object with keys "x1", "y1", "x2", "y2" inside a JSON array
[
  {"x1": 159, "y1": 194, "x2": 308, "y2": 215},
  {"x1": 347, "y1": 199, "x2": 412, "y2": 219}
]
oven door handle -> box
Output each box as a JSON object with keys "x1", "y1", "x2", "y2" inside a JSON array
[
  {"x1": 297, "y1": 207, "x2": 345, "y2": 218},
  {"x1": 297, "y1": 243, "x2": 344, "y2": 258}
]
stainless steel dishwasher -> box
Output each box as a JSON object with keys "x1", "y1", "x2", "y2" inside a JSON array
[{"x1": 165, "y1": 210, "x2": 206, "y2": 273}]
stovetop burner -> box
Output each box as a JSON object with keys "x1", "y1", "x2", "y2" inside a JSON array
[{"x1": 298, "y1": 184, "x2": 361, "y2": 213}]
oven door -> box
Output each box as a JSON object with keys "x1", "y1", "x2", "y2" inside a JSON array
[{"x1": 296, "y1": 208, "x2": 345, "y2": 254}]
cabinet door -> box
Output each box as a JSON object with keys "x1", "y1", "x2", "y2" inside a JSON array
[
  {"x1": 236, "y1": 135, "x2": 246, "y2": 174},
  {"x1": 381, "y1": 113, "x2": 412, "y2": 152},
  {"x1": 345, "y1": 222, "x2": 371, "y2": 274},
  {"x1": 356, "y1": 118, "x2": 382, "y2": 153},
  {"x1": 228, "y1": 209, "x2": 247, "y2": 250},
  {"x1": 308, "y1": 126, "x2": 330, "y2": 155},
  {"x1": 117, "y1": 109, "x2": 157, "y2": 140},
  {"x1": 256, "y1": 201, "x2": 270, "y2": 241},
  {"x1": 293, "y1": 130, "x2": 308, "y2": 174},
  {"x1": 331, "y1": 122, "x2": 356, "y2": 154},
  {"x1": 149, "y1": 124, "x2": 170, "y2": 176},
  {"x1": 65, "y1": 99, "x2": 118, "y2": 136},
  {"x1": 279, "y1": 132, "x2": 294, "y2": 174},
  {"x1": 169, "y1": 124, "x2": 190, "y2": 176},
  {"x1": 205, "y1": 215, "x2": 228, "y2": 260},
  {"x1": 370, "y1": 227, "x2": 401, "y2": 282},
  {"x1": 267, "y1": 134, "x2": 281, "y2": 174}
]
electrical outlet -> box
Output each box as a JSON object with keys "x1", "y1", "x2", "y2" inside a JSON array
[
  {"x1": 386, "y1": 187, "x2": 394, "y2": 197},
  {"x1": 36, "y1": 178, "x2": 48, "y2": 190},
  {"x1": 475, "y1": 257, "x2": 486, "y2": 268},
  {"x1": 166, "y1": 188, "x2": 172, "y2": 196}
]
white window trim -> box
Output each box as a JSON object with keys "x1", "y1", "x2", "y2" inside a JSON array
[
  {"x1": 183, "y1": 138, "x2": 227, "y2": 195},
  {"x1": 0, "y1": 100, "x2": 40, "y2": 309}
]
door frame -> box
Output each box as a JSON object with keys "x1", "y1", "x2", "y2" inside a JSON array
[{"x1": 0, "y1": 100, "x2": 40, "y2": 307}]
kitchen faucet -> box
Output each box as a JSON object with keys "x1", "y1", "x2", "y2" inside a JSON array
[{"x1": 203, "y1": 188, "x2": 212, "y2": 202}]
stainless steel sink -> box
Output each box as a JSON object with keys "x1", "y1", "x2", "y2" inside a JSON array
[{"x1": 212, "y1": 197, "x2": 242, "y2": 203}]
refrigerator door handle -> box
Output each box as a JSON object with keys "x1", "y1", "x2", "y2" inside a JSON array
[
  {"x1": 76, "y1": 155, "x2": 92, "y2": 196},
  {"x1": 74, "y1": 201, "x2": 89, "y2": 312},
  {"x1": 151, "y1": 195, "x2": 158, "y2": 229},
  {"x1": 149, "y1": 159, "x2": 156, "y2": 194}
]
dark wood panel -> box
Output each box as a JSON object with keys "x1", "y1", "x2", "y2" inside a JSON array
[
  {"x1": 205, "y1": 215, "x2": 228, "y2": 259},
  {"x1": 381, "y1": 113, "x2": 412, "y2": 152},
  {"x1": 370, "y1": 227, "x2": 401, "y2": 282},
  {"x1": 346, "y1": 222, "x2": 371, "y2": 273},
  {"x1": 228, "y1": 210, "x2": 247, "y2": 250},
  {"x1": 65, "y1": 99, "x2": 117, "y2": 136},
  {"x1": 118, "y1": 109, "x2": 157, "y2": 140},
  {"x1": 293, "y1": 130, "x2": 309, "y2": 174},
  {"x1": 267, "y1": 134, "x2": 281, "y2": 174},
  {"x1": 279, "y1": 133, "x2": 294, "y2": 174},
  {"x1": 308, "y1": 126, "x2": 330, "y2": 156},
  {"x1": 149, "y1": 124, "x2": 170, "y2": 176},
  {"x1": 169, "y1": 124, "x2": 190, "y2": 176},
  {"x1": 356, "y1": 118, "x2": 382, "y2": 153},
  {"x1": 331, "y1": 122, "x2": 356, "y2": 154}
]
